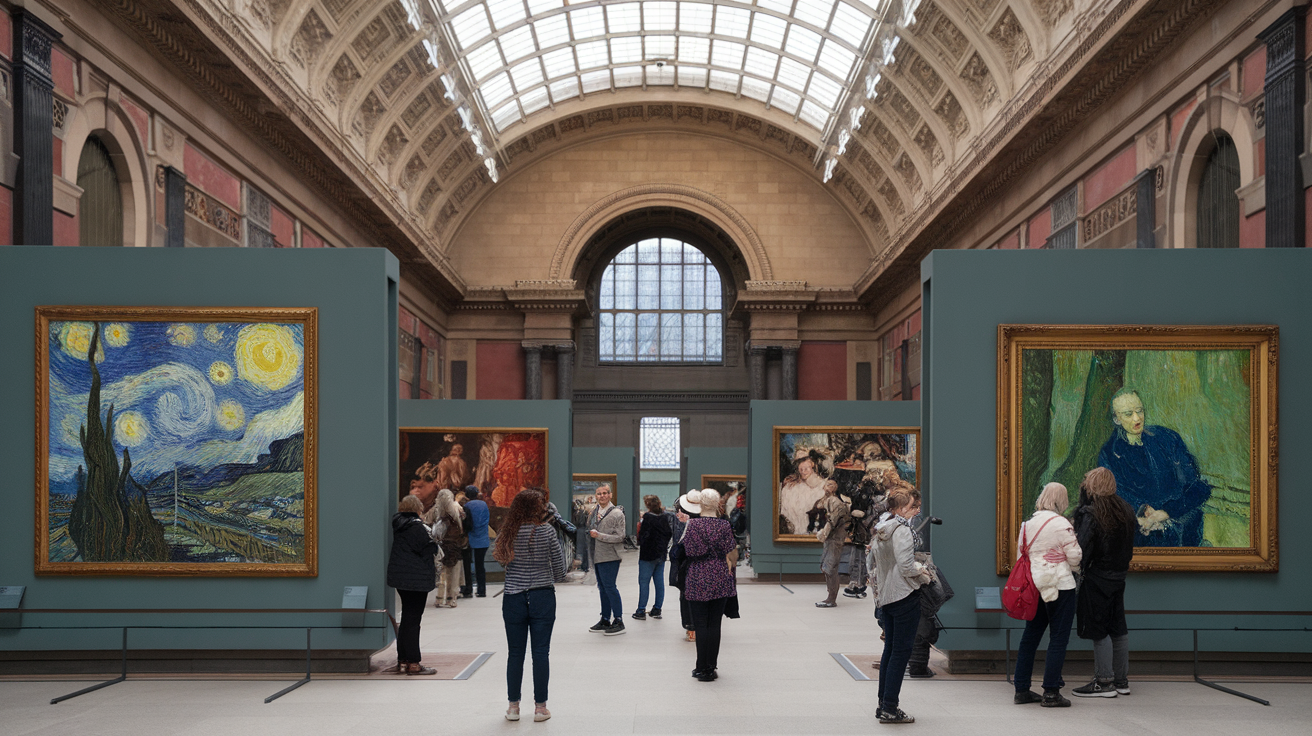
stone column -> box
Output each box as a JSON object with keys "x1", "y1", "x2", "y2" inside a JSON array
[
  {"x1": 1135, "y1": 169, "x2": 1155, "y2": 248},
  {"x1": 781, "y1": 345, "x2": 798, "y2": 400},
  {"x1": 164, "y1": 166, "x2": 186, "y2": 248},
  {"x1": 555, "y1": 342, "x2": 575, "y2": 401},
  {"x1": 11, "y1": 11, "x2": 59, "y2": 246},
  {"x1": 747, "y1": 344, "x2": 768, "y2": 401},
  {"x1": 1259, "y1": 7, "x2": 1307, "y2": 248},
  {"x1": 523, "y1": 344, "x2": 542, "y2": 400}
]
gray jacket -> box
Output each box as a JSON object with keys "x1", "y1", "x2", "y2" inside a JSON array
[
  {"x1": 872, "y1": 514, "x2": 932, "y2": 608},
  {"x1": 587, "y1": 504, "x2": 626, "y2": 564}
]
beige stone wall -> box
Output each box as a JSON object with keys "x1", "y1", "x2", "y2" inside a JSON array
[{"x1": 448, "y1": 131, "x2": 875, "y2": 289}]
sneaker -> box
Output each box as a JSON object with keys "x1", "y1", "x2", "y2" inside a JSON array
[
  {"x1": 533, "y1": 705, "x2": 551, "y2": 722},
  {"x1": 842, "y1": 586, "x2": 860, "y2": 598},
  {"x1": 1014, "y1": 690, "x2": 1042, "y2": 705},
  {"x1": 649, "y1": 607, "x2": 663, "y2": 619},
  {"x1": 696, "y1": 669, "x2": 718, "y2": 682},
  {"x1": 405, "y1": 663, "x2": 437, "y2": 676},
  {"x1": 1041, "y1": 691, "x2": 1071, "y2": 708},
  {"x1": 604, "y1": 621, "x2": 626, "y2": 636},
  {"x1": 907, "y1": 666, "x2": 935, "y2": 679},
  {"x1": 1072, "y1": 679, "x2": 1118, "y2": 698},
  {"x1": 1114, "y1": 680, "x2": 1131, "y2": 695},
  {"x1": 588, "y1": 618, "x2": 611, "y2": 633},
  {"x1": 815, "y1": 601, "x2": 837, "y2": 608},
  {"x1": 505, "y1": 703, "x2": 520, "y2": 721},
  {"x1": 877, "y1": 708, "x2": 915, "y2": 724},
  {"x1": 632, "y1": 610, "x2": 647, "y2": 620},
  {"x1": 855, "y1": 588, "x2": 869, "y2": 598},
  {"x1": 476, "y1": 591, "x2": 487, "y2": 598}
]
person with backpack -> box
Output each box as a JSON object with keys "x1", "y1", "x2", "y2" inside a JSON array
[
  {"x1": 1072, "y1": 467, "x2": 1136, "y2": 698},
  {"x1": 1012, "y1": 483, "x2": 1083, "y2": 708},
  {"x1": 633, "y1": 495, "x2": 672, "y2": 621},
  {"x1": 872, "y1": 488, "x2": 934, "y2": 724}
]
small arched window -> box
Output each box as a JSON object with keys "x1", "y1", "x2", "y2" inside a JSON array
[
  {"x1": 1196, "y1": 132, "x2": 1240, "y2": 249},
  {"x1": 597, "y1": 238, "x2": 724, "y2": 363},
  {"x1": 77, "y1": 136, "x2": 123, "y2": 247}
]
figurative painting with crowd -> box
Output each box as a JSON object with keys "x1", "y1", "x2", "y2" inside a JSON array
[
  {"x1": 400, "y1": 428, "x2": 547, "y2": 531},
  {"x1": 773, "y1": 427, "x2": 919, "y2": 544},
  {"x1": 998, "y1": 325, "x2": 1278, "y2": 572},
  {"x1": 36, "y1": 307, "x2": 317, "y2": 575}
]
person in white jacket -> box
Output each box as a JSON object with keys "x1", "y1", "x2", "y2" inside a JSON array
[{"x1": 1012, "y1": 483, "x2": 1083, "y2": 708}]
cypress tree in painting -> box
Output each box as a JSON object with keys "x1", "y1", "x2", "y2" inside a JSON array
[{"x1": 68, "y1": 323, "x2": 166, "y2": 562}]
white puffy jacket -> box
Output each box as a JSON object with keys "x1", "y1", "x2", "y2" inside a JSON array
[{"x1": 1018, "y1": 510, "x2": 1082, "y2": 602}]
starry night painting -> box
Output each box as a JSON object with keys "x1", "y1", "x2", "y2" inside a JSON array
[{"x1": 36, "y1": 307, "x2": 317, "y2": 576}]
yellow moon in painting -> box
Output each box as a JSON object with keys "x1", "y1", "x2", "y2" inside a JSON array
[
  {"x1": 216, "y1": 400, "x2": 246, "y2": 431},
  {"x1": 234, "y1": 324, "x2": 300, "y2": 391},
  {"x1": 209, "y1": 361, "x2": 234, "y2": 385},
  {"x1": 103, "y1": 323, "x2": 130, "y2": 347},
  {"x1": 58, "y1": 322, "x2": 105, "y2": 362},
  {"x1": 115, "y1": 411, "x2": 149, "y2": 446},
  {"x1": 168, "y1": 324, "x2": 197, "y2": 346}
]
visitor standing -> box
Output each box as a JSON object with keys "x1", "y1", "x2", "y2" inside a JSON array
[
  {"x1": 386, "y1": 495, "x2": 438, "y2": 676},
  {"x1": 815, "y1": 480, "x2": 851, "y2": 608},
  {"x1": 1072, "y1": 467, "x2": 1136, "y2": 698},
  {"x1": 680, "y1": 489, "x2": 738, "y2": 681},
  {"x1": 430, "y1": 488, "x2": 466, "y2": 608},
  {"x1": 464, "y1": 486, "x2": 490, "y2": 597},
  {"x1": 586, "y1": 484, "x2": 627, "y2": 635},
  {"x1": 671, "y1": 490, "x2": 702, "y2": 642},
  {"x1": 872, "y1": 489, "x2": 934, "y2": 724},
  {"x1": 634, "y1": 495, "x2": 673, "y2": 620}
]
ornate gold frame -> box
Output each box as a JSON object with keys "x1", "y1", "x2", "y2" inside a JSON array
[
  {"x1": 772, "y1": 426, "x2": 921, "y2": 544},
  {"x1": 700, "y1": 474, "x2": 746, "y2": 490},
  {"x1": 997, "y1": 324, "x2": 1278, "y2": 573},
  {"x1": 35, "y1": 306, "x2": 318, "y2": 576},
  {"x1": 400, "y1": 427, "x2": 550, "y2": 500}
]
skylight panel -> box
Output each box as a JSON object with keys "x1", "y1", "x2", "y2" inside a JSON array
[
  {"x1": 710, "y1": 40, "x2": 746, "y2": 70},
  {"x1": 770, "y1": 85, "x2": 801, "y2": 114},
  {"x1": 499, "y1": 26, "x2": 538, "y2": 64},
  {"x1": 644, "y1": 1, "x2": 678, "y2": 31},
  {"x1": 521, "y1": 86, "x2": 550, "y2": 114},
  {"x1": 607, "y1": 3, "x2": 643, "y2": 33},
  {"x1": 535, "y1": 14, "x2": 571, "y2": 48},
  {"x1": 799, "y1": 99, "x2": 827, "y2": 128},
  {"x1": 741, "y1": 76, "x2": 771, "y2": 102},
  {"x1": 817, "y1": 40, "x2": 857, "y2": 80},
  {"x1": 451, "y1": 6, "x2": 493, "y2": 49},
  {"x1": 648, "y1": 64, "x2": 676, "y2": 85},
  {"x1": 487, "y1": 0, "x2": 526, "y2": 30},
  {"x1": 713, "y1": 6, "x2": 751, "y2": 39},
  {"x1": 843, "y1": 0, "x2": 882, "y2": 14},
  {"x1": 776, "y1": 57, "x2": 811, "y2": 91},
  {"x1": 678, "y1": 3, "x2": 714, "y2": 33},
  {"x1": 481, "y1": 71, "x2": 514, "y2": 107},
  {"x1": 793, "y1": 0, "x2": 836, "y2": 28},
  {"x1": 614, "y1": 65, "x2": 644, "y2": 86},
  {"x1": 466, "y1": 42, "x2": 504, "y2": 81},
  {"x1": 526, "y1": 0, "x2": 564, "y2": 14},
  {"x1": 708, "y1": 70, "x2": 739, "y2": 93},
  {"x1": 679, "y1": 36, "x2": 710, "y2": 64},
  {"x1": 678, "y1": 66, "x2": 707, "y2": 86},
  {"x1": 756, "y1": 0, "x2": 794, "y2": 14},
  {"x1": 576, "y1": 40, "x2": 610, "y2": 69},
  {"x1": 806, "y1": 71, "x2": 841, "y2": 108},
  {"x1": 570, "y1": 7, "x2": 607, "y2": 39},
  {"x1": 510, "y1": 58, "x2": 545, "y2": 90},
  {"x1": 646, "y1": 34, "x2": 676, "y2": 58},
  {"x1": 549, "y1": 76, "x2": 580, "y2": 101},
  {"x1": 493, "y1": 100, "x2": 522, "y2": 130},
  {"x1": 581, "y1": 68, "x2": 612, "y2": 93},
  {"x1": 744, "y1": 47, "x2": 778, "y2": 77},
  {"x1": 542, "y1": 47, "x2": 577, "y2": 78},
  {"x1": 784, "y1": 25, "x2": 822, "y2": 61},
  {"x1": 611, "y1": 36, "x2": 644, "y2": 65},
  {"x1": 829, "y1": 3, "x2": 873, "y2": 47},
  {"x1": 749, "y1": 13, "x2": 787, "y2": 49}
]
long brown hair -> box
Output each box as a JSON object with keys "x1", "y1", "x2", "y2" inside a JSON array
[
  {"x1": 1080, "y1": 467, "x2": 1134, "y2": 532},
  {"x1": 492, "y1": 488, "x2": 548, "y2": 565}
]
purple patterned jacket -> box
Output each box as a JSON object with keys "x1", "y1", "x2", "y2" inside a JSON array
[{"x1": 681, "y1": 517, "x2": 737, "y2": 602}]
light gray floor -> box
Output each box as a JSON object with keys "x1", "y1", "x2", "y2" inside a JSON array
[{"x1": 5, "y1": 562, "x2": 1310, "y2": 735}]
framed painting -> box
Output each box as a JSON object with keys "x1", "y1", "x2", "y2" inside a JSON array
[
  {"x1": 400, "y1": 428, "x2": 548, "y2": 532},
  {"x1": 700, "y1": 474, "x2": 746, "y2": 516},
  {"x1": 773, "y1": 427, "x2": 920, "y2": 544},
  {"x1": 997, "y1": 325, "x2": 1278, "y2": 572},
  {"x1": 36, "y1": 306, "x2": 317, "y2": 576},
  {"x1": 571, "y1": 474, "x2": 617, "y2": 530}
]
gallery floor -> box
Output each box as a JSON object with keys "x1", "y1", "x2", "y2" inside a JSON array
[{"x1": 4, "y1": 557, "x2": 1309, "y2": 735}]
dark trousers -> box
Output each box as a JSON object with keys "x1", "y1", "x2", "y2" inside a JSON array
[
  {"x1": 396, "y1": 589, "x2": 428, "y2": 664},
  {"x1": 464, "y1": 546, "x2": 487, "y2": 595},
  {"x1": 460, "y1": 548, "x2": 473, "y2": 595},
  {"x1": 680, "y1": 589, "x2": 692, "y2": 630},
  {"x1": 576, "y1": 529, "x2": 591, "y2": 572},
  {"x1": 503, "y1": 587, "x2": 556, "y2": 704},
  {"x1": 594, "y1": 560, "x2": 622, "y2": 620},
  {"x1": 688, "y1": 597, "x2": 728, "y2": 673},
  {"x1": 876, "y1": 590, "x2": 921, "y2": 712},
  {"x1": 1014, "y1": 587, "x2": 1078, "y2": 693}
]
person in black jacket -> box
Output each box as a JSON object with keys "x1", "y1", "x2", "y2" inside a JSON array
[
  {"x1": 1071, "y1": 467, "x2": 1137, "y2": 698},
  {"x1": 387, "y1": 495, "x2": 439, "y2": 675},
  {"x1": 633, "y1": 495, "x2": 673, "y2": 621}
]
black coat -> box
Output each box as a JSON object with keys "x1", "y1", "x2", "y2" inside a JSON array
[
  {"x1": 1073, "y1": 500, "x2": 1136, "y2": 640},
  {"x1": 387, "y1": 512, "x2": 438, "y2": 593},
  {"x1": 638, "y1": 511, "x2": 672, "y2": 562}
]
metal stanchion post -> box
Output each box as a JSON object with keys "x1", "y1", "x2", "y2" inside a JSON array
[
  {"x1": 51, "y1": 627, "x2": 129, "y2": 704},
  {"x1": 1192, "y1": 629, "x2": 1270, "y2": 706},
  {"x1": 265, "y1": 628, "x2": 312, "y2": 703}
]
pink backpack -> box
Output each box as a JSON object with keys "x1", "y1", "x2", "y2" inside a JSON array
[{"x1": 1002, "y1": 517, "x2": 1056, "y2": 621}]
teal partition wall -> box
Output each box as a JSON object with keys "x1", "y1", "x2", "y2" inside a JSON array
[
  {"x1": 572, "y1": 447, "x2": 636, "y2": 533},
  {"x1": 749, "y1": 401, "x2": 921, "y2": 575},
  {"x1": 685, "y1": 447, "x2": 748, "y2": 490},
  {"x1": 0, "y1": 247, "x2": 398, "y2": 654},
  {"x1": 923, "y1": 249, "x2": 1312, "y2": 654}
]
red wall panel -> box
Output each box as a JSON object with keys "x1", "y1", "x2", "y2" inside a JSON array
[
  {"x1": 270, "y1": 204, "x2": 294, "y2": 247},
  {"x1": 798, "y1": 342, "x2": 846, "y2": 400},
  {"x1": 1242, "y1": 48, "x2": 1265, "y2": 98},
  {"x1": 1241, "y1": 208, "x2": 1265, "y2": 249},
  {"x1": 302, "y1": 227, "x2": 326, "y2": 248},
  {"x1": 476, "y1": 341, "x2": 525, "y2": 400},
  {"x1": 1027, "y1": 209, "x2": 1051, "y2": 248},
  {"x1": 0, "y1": 186, "x2": 12, "y2": 245},
  {"x1": 1083, "y1": 146, "x2": 1137, "y2": 211},
  {"x1": 53, "y1": 211, "x2": 78, "y2": 246},
  {"x1": 0, "y1": 13, "x2": 12, "y2": 61},
  {"x1": 119, "y1": 96, "x2": 150, "y2": 149},
  {"x1": 51, "y1": 48, "x2": 75, "y2": 98},
  {"x1": 183, "y1": 143, "x2": 241, "y2": 210}
]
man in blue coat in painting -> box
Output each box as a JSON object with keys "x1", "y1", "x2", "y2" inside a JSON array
[{"x1": 1097, "y1": 388, "x2": 1211, "y2": 547}]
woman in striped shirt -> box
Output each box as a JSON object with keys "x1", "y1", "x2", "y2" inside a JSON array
[{"x1": 494, "y1": 488, "x2": 567, "y2": 723}]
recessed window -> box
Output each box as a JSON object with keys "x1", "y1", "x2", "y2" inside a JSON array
[
  {"x1": 77, "y1": 137, "x2": 123, "y2": 247},
  {"x1": 640, "y1": 416, "x2": 680, "y2": 469},
  {"x1": 597, "y1": 238, "x2": 724, "y2": 363},
  {"x1": 1196, "y1": 133, "x2": 1240, "y2": 249}
]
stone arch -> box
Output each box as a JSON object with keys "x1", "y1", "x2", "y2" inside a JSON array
[
  {"x1": 61, "y1": 94, "x2": 150, "y2": 248},
  {"x1": 1167, "y1": 93, "x2": 1258, "y2": 249},
  {"x1": 549, "y1": 184, "x2": 773, "y2": 283}
]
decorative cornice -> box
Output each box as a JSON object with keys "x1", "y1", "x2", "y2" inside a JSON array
[
  {"x1": 573, "y1": 391, "x2": 750, "y2": 404},
  {"x1": 744, "y1": 280, "x2": 808, "y2": 291}
]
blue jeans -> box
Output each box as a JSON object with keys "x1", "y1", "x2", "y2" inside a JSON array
[
  {"x1": 877, "y1": 590, "x2": 921, "y2": 712},
  {"x1": 637, "y1": 558, "x2": 665, "y2": 611},
  {"x1": 503, "y1": 587, "x2": 556, "y2": 704},
  {"x1": 1014, "y1": 587, "x2": 1077, "y2": 692},
  {"x1": 594, "y1": 560, "x2": 622, "y2": 620}
]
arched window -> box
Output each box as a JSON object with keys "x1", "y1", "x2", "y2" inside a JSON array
[
  {"x1": 598, "y1": 238, "x2": 724, "y2": 363},
  {"x1": 77, "y1": 136, "x2": 123, "y2": 247},
  {"x1": 1196, "y1": 132, "x2": 1240, "y2": 249}
]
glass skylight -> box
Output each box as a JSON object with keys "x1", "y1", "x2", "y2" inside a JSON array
[{"x1": 431, "y1": 0, "x2": 883, "y2": 137}]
